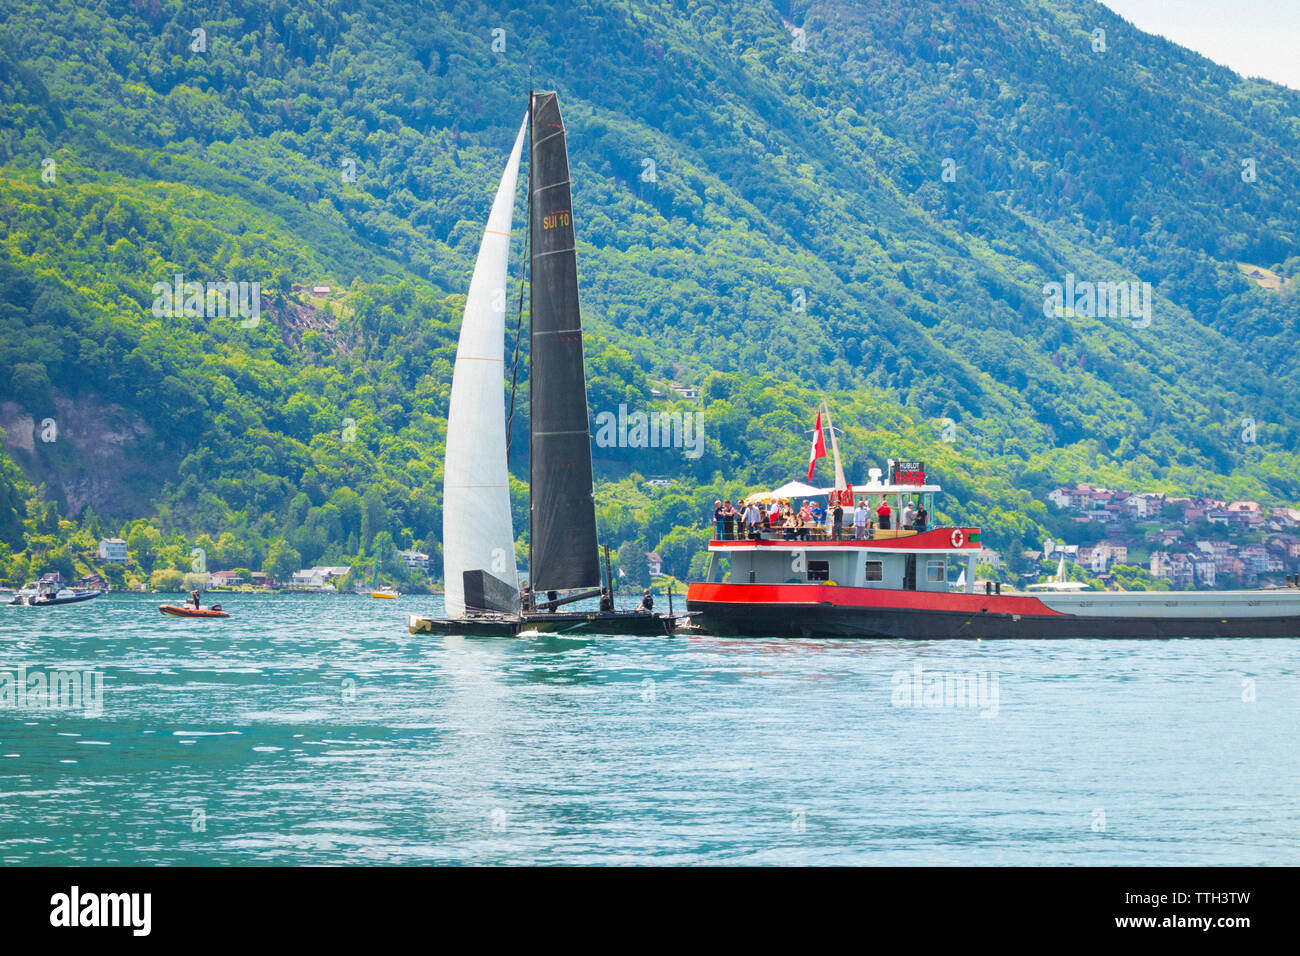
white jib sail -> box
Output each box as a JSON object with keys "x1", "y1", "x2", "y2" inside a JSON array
[{"x1": 442, "y1": 113, "x2": 528, "y2": 618}]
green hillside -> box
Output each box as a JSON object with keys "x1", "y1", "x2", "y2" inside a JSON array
[{"x1": 0, "y1": 0, "x2": 1297, "y2": 587}]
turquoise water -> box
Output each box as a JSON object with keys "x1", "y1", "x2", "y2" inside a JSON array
[{"x1": 1, "y1": 591, "x2": 1296, "y2": 865}]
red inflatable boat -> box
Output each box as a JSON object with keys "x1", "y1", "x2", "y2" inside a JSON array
[{"x1": 159, "y1": 604, "x2": 230, "y2": 619}]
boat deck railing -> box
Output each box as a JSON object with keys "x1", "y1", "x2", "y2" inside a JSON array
[{"x1": 710, "y1": 527, "x2": 931, "y2": 543}]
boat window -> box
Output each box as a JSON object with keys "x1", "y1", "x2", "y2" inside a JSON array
[
  {"x1": 864, "y1": 560, "x2": 883, "y2": 582},
  {"x1": 926, "y1": 559, "x2": 946, "y2": 583},
  {"x1": 807, "y1": 560, "x2": 830, "y2": 582}
]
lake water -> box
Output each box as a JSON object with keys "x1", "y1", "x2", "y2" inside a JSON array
[{"x1": 1, "y1": 592, "x2": 1296, "y2": 865}]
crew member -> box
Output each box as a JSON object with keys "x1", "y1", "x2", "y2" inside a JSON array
[{"x1": 853, "y1": 499, "x2": 869, "y2": 539}]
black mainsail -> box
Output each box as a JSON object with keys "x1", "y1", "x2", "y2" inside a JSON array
[{"x1": 528, "y1": 91, "x2": 601, "y2": 592}]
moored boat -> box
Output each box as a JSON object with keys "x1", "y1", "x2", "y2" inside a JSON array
[{"x1": 686, "y1": 460, "x2": 1300, "y2": 639}]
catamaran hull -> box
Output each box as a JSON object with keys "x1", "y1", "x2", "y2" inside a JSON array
[
  {"x1": 409, "y1": 611, "x2": 679, "y2": 637},
  {"x1": 686, "y1": 584, "x2": 1300, "y2": 639}
]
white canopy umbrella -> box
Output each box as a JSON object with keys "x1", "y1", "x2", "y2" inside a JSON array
[
  {"x1": 741, "y1": 480, "x2": 824, "y2": 504},
  {"x1": 768, "y1": 480, "x2": 824, "y2": 499}
]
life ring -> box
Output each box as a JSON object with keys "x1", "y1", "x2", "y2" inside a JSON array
[{"x1": 950, "y1": 529, "x2": 965, "y2": 547}]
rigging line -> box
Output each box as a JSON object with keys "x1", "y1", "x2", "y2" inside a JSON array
[{"x1": 506, "y1": 113, "x2": 531, "y2": 464}]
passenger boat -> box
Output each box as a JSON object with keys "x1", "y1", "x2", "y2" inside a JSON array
[
  {"x1": 685, "y1": 460, "x2": 1300, "y2": 639},
  {"x1": 159, "y1": 604, "x2": 230, "y2": 618},
  {"x1": 409, "y1": 91, "x2": 681, "y2": 638}
]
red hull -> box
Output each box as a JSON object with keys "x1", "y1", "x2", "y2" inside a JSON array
[
  {"x1": 684, "y1": 583, "x2": 1300, "y2": 638},
  {"x1": 159, "y1": 605, "x2": 230, "y2": 618}
]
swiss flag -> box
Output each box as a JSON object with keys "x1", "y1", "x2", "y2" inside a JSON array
[{"x1": 807, "y1": 409, "x2": 826, "y2": 480}]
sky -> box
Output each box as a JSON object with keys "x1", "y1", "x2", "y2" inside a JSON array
[{"x1": 1100, "y1": 0, "x2": 1300, "y2": 90}]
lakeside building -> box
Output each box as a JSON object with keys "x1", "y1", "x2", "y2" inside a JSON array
[
  {"x1": 290, "y1": 566, "x2": 351, "y2": 590},
  {"x1": 399, "y1": 550, "x2": 430, "y2": 572},
  {"x1": 97, "y1": 538, "x2": 128, "y2": 563}
]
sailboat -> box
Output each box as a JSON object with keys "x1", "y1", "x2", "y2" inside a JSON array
[
  {"x1": 1026, "y1": 554, "x2": 1088, "y2": 592},
  {"x1": 370, "y1": 549, "x2": 398, "y2": 599},
  {"x1": 409, "y1": 91, "x2": 680, "y2": 637}
]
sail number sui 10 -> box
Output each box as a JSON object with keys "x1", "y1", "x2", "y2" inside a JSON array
[{"x1": 543, "y1": 209, "x2": 571, "y2": 230}]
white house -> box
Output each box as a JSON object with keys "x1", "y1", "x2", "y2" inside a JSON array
[
  {"x1": 292, "y1": 568, "x2": 328, "y2": 589},
  {"x1": 399, "y1": 550, "x2": 429, "y2": 571},
  {"x1": 290, "y1": 566, "x2": 351, "y2": 590},
  {"x1": 98, "y1": 538, "x2": 128, "y2": 563}
]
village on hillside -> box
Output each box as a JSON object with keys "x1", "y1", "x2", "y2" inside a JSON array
[{"x1": 985, "y1": 484, "x2": 1300, "y2": 590}]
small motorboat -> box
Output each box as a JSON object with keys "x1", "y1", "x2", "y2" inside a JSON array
[
  {"x1": 159, "y1": 603, "x2": 230, "y2": 618},
  {"x1": 11, "y1": 586, "x2": 104, "y2": 606}
]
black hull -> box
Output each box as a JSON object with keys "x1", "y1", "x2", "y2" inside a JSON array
[
  {"x1": 411, "y1": 610, "x2": 679, "y2": 637},
  {"x1": 687, "y1": 600, "x2": 1300, "y2": 639},
  {"x1": 10, "y1": 590, "x2": 104, "y2": 607}
]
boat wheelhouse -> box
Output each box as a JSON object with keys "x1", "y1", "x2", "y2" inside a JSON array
[{"x1": 702, "y1": 468, "x2": 979, "y2": 595}]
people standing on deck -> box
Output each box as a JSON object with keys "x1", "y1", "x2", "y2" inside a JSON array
[
  {"x1": 722, "y1": 500, "x2": 737, "y2": 539},
  {"x1": 853, "y1": 499, "x2": 869, "y2": 539},
  {"x1": 831, "y1": 496, "x2": 845, "y2": 540},
  {"x1": 767, "y1": 499, "x2": 781, "y2": 531},
  {"x1": 902, "y1": 500, "x2": 915, "y2": 530},
  {"x1": 713, "y1": 500, "x2": 724, "y2": 539},
  {"x1": 744, "y1": 500, "x2": 762, "y2": 539},
  {"x1": 914, "y1": 503, "x2": 928, "y2": 533},
  {"x1": 877, "y1": 497, "x2": 892, "y2": 531},
  {"x1": 797, "y1": 501, "x2": 813, "y2": 540},
  {"x1": 190, "y1": 590, "x2": 201, "y2": 610}
]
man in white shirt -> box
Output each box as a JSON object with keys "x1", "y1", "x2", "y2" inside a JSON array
[
  {"x1": 902, "y1": 501, "x2": 915, "y2": 529},
  {"x1": 767, "y1": 500, "x2": 781, "y2": 531},
  {"x1": 853, "y1": 499, "x2": 869, "y2": 539}
]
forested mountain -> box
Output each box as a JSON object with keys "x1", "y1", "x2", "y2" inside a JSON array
[{"x1": 0, "y1": 0, "x2": 1296, "y2": 587}]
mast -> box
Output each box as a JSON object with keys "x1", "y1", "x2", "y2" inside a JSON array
[{"x1": 527, "y1": 91, "x2": 601, "y2": 593}]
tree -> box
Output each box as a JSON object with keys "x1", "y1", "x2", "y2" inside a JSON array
[
  {"x1": 617, "y1": 538, "x2": 650, "y2": 590},
  {"x1": 102, "y1": 562, "x2": 127, "y2": 589},
  {"x1": 127, "y1": 524, "x2": 163, "y2": 573},
  {"x1": 150, "y1": 568, "x2": 186, "y2": 591},
  {"x1": 262, "y1": 538, "x2": 301, "y2": 585}
]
